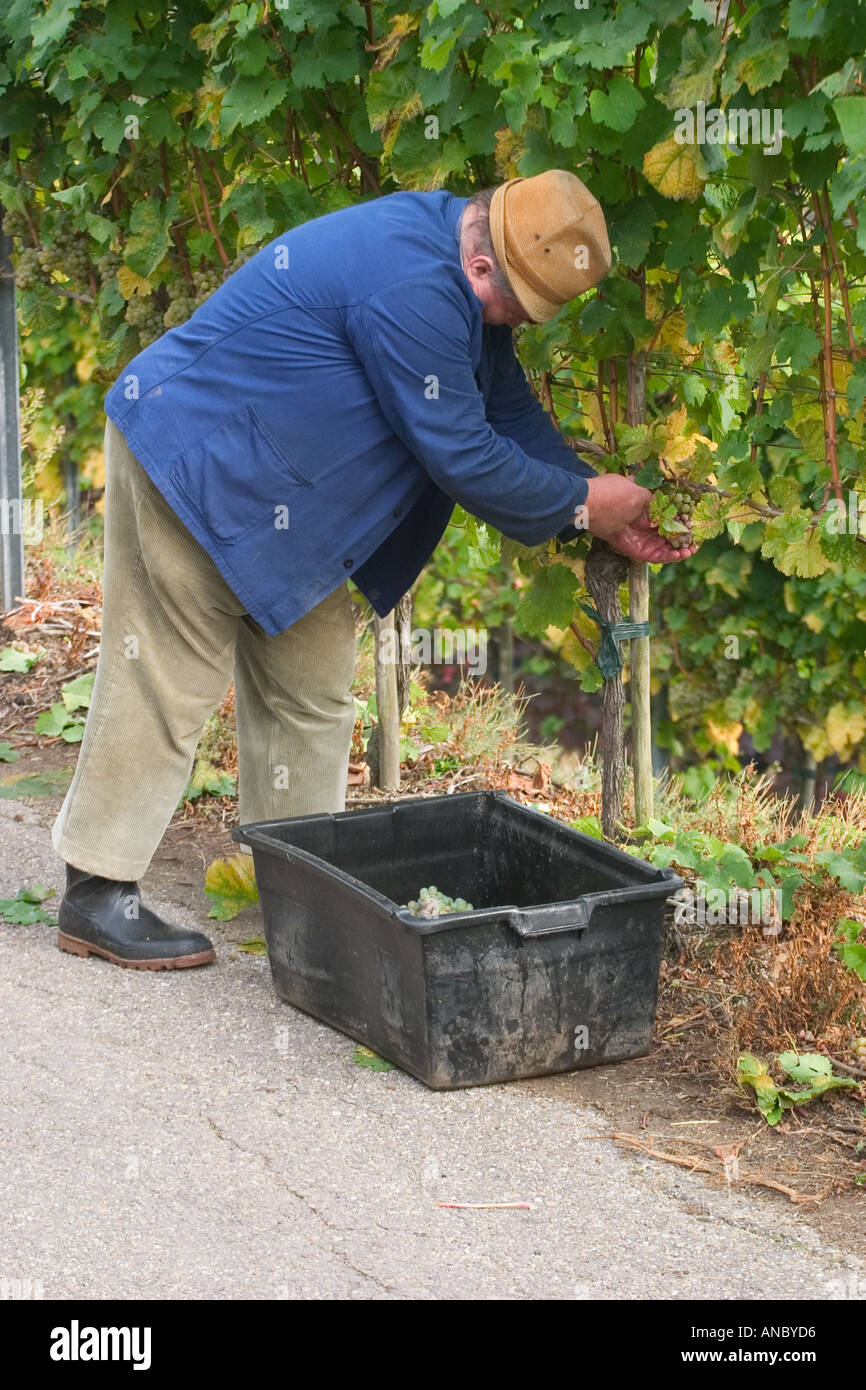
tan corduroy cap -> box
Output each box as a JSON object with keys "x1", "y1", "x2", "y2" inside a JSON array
[{"x1": 489, "y1": 170, "x2": 612, "y2": 323}]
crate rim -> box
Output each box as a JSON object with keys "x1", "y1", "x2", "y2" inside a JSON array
[{"x1": 233, "y1": 790, "x2": 683, "y2": 938}]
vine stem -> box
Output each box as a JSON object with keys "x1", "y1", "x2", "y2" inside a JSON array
[
  {"x1": 568, "y1": 619, "x2": 597, "y2": 660},
  {"x1": 597, "y1": 361, "x2": 615, "y2": 453},
  {"x1": 818, "y1": 232, "x2": 843, "y2": 503},
  {"x1": 821, "y1": 186, "x2": 859, "y2": 358},
  {"x1": 191, "y1": 146, "x2": 229, "y2": 267},
  {"x1": 797, "y1": 199, "x2": 843, "y2": 505},
  {"x1": 749, "y1": 372, "x2": 766, "y2": 466},
  {"x1": 160, "y1": 141, "x2": 194, "y2": 290}
]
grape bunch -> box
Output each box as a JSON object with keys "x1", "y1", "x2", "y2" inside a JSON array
[
  {"x1": 403, "y1": 886, "x2": 473, "y2": 918},
  {"x1": 124, "y1": 293, "x2": 163, "y2": 347},
  {"x1": 227, "y1": 247, "x2": 256, "y2": 276},
  {"x1": 2, "y1": 207, "x2": 29, "y2": 242},
  {"x1": 13, "y1": 247, "x2": 43, "y2": 290},
  {"x1": 37, "y1": 222, "x2": 92, "y2": 290},
  {"x1": 163, "y1": 291, "x2": 195, "y2": 329},
  {"x1": 852, "y1": 1036, "x2": 866, "y2": 1063},
  {"x1": 656, "y1": 481, "x2": 696, "y2": 551},
  {"x1": 96, "y1": 249, "x2": 122, "y2": 285},
  {"x1": 192, "y1": 264, "x2": 223, "y2": 306}
]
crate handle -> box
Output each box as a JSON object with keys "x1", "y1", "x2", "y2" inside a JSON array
[{"x1": 508, "y1": 901, "x2": 590, "y2": 938}]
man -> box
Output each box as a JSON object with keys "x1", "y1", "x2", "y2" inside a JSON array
[{"x1": 53, "y1": 168, "x2": 695, "y2": 971}]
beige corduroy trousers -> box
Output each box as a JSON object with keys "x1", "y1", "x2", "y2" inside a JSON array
[{"x1": 52, "y1": 418, "x2": 357, "y2": 880}]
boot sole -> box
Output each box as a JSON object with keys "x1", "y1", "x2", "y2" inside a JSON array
[{"x1": 57, "y1": 931, "x2": 215, "y2": 970}]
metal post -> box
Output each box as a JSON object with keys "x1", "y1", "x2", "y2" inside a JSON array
[
  {"x1": 62, "y1": 410, "x2": 80, "y2": 549},
  {"x1": 0, "y1": 216, "x2": 24, "y2": 611}
]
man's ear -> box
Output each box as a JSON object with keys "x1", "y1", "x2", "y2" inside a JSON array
[{"x1": 463, "y1": 252, "x2": 496, "y2": 281}]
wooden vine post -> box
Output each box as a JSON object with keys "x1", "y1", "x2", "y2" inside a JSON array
[
  {"x1": 627, "y1": 350, "x2": 653, "y2": 826},
  {"x1": 585, "y1": 540, "x2": 629, "y2": 840},
  {"x1": 586, "y1": 348, "x2": 653, "y2": 841},
  {"x1": 373, "y1": 611, "x2": 400, "y2": 791},
  {"x1": 371, "y1": 592, "x2": 413, "y2": 793}
]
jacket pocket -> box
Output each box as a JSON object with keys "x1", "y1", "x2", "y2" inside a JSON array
[{"x1": 170, "y1": 404, "x2": 312, "y2": 543}]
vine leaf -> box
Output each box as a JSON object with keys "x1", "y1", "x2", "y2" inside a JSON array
[
  {"x1": 642, "y1": 134, "x2": 706, "y2": 201},
  {"x1": 205, "y1": 854, "x2": 259, "y2": 920}
]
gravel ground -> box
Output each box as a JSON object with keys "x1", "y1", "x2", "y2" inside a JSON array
[{"x1": 0, "y1": 797, "x2": 864, "y2": 1301}]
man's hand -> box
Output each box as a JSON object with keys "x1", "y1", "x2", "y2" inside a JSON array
[{"x1": 583, "y1": 475, "x2": 698, "y2": 563}]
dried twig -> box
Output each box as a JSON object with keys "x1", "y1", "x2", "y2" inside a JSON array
[{"x1": 611, "y1": 1132, "x2": 828, "y2": 1204}]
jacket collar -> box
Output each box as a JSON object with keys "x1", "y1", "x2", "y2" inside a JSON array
[{"x1": 446, "y1": 193, "x2": 470, "y2": 260}]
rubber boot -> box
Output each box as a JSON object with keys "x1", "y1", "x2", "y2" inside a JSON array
[{"x1": 57, "y1": 865, "x2": 216, "y2": 970}]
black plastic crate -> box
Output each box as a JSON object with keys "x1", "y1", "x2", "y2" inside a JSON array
[{"x1": 233, "y1": 791, "x2": 682, "y2": 1090}]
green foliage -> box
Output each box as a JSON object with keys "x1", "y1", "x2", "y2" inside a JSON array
[
  {"x1": 34, "y1": 671, "x2": 95, "y2": 742},
  {"x1": 631, "y1": 812, "x2": 866, "y2": 924},
  {"x1": 835, "y1": 918, "x2": 866, "y2": 981},
  {"x1": 352, "y1": 1044, "x2": 395, "y2": 1072},
  {"x1": 4, "y1": 0, "x2": 866, "y2": 783},
  {"x1": 0, "y1": 742, "x2": 20, "y2": 762},
  {"x1": 0, "y1": 883, "x2": 56, "y2": 925},
  {"x1": 0, "y1": 766, "x2": 73, "y2": 798},
  {"x1": 738, "y1": 1049, "x2": 857, "y2": 1125},
  {"x1": 0, "y1": 647, "x2": 38, "y2": 672},
  {"x1": 236, "y1": 937, "x2": 267, "y2": 956},
  {"x1": 179, "y1": 758, "x2": 237, "y2": 805}
]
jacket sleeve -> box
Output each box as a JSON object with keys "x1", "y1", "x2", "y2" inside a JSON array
[
  {"x1": 483, "y1": 325, "x2": 597, "y2": 480},
  {"x1": 345, "y1": 277, "x2": 589, "y2": 545}
]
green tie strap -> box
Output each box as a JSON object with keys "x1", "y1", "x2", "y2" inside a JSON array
[{"x1": 579, "y1": 603, "x2": 650, "y2": 679}]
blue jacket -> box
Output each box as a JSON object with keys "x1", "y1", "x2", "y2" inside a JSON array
[{"x1": 105, "y1": 190, "x2": 595, "y2": 635}]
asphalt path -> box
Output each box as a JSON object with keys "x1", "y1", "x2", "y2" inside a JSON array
[{"x1": 1, "y1": 798, "x2": 863, "y2": 1300}]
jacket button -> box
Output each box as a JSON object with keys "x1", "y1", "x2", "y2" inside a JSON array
[
  {"x1": 343, "y1": 558, "x2": 353, "y2": 568},
  {"x1": 393, "y1": 506, "x2": 402, "y2": 518}
]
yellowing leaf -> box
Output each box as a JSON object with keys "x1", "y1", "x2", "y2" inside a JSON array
[
  {"x1": 368, "y1": 12, "x2": 420, "y2": 71},
  {"x1": 642, "y1": 134, "x2": 706, "y2": 201},
  {"x1": 116, "y1": 265, "x2": 151, "y2": 300},
  {"x1": 195, "y1": 73, "x2": 225, "y2": 134},
  {"x1": 743, "y1": 698, "x2": 763, "y2": 730},
  {"x1": 825, "y1": 702, "x2": 866, "y2": 758},
  {"x1": 706, "y1": 717, "x2": 743, "y2": 755},
  {"x1": 657, "y1": 311, "x2": 701, "y2": 364},
  {"x1": 761, "y1": 514, "x2": 832, "y2": 578},
  {"x1": 834, "y1": 358, "x2": 853, "y2": 418},
  {"x1": 369, "y1": 90, "x2": 423, "y2": 157},
  {"x1": 205, "y1": 853, "x2": 259, "y2": 920},
  {"x1": 577, "y1": 383, "x2": 608, "y2": 445},
  {"x1": 659, "y1": 406, "x2": 717, "y2": 468},
  {"x1": 803, "y1": 609, "x2": 824, "y2": 633},
  {"x1": 801, "y1": 722, "x2": 831, "y2": 762},
  {"x1": 712, "y1": 340, "x2": 738, "y2": 374},
  {"x1": 494, "y1": 125, "x2": 527, "y2": 179}
]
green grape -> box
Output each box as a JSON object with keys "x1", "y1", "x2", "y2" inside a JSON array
[
  {"x1": 655, "y1": 479, "x2": 696, "y2": 550},
  {"x1": 2, "y1": 207, "x2": 28, "y2": 241},
  {"x1": 14, "y1": 247, "x2": 43, "y2": 290},
  {"x1": 402, "y1": 886, "x2": 474, "y2": 918},
  {"x1": 163, "y1": 293, "x2": 195, "y2": 329},
  {"x1": 36, "y1": 220, "x2": 93, "y2": 290},
  {"x1": 193, "y1": 264, "x2": 223, "y2": 305},
  {"x1": 125, "y1": 293, "x2": 163, "y2": 347}
]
